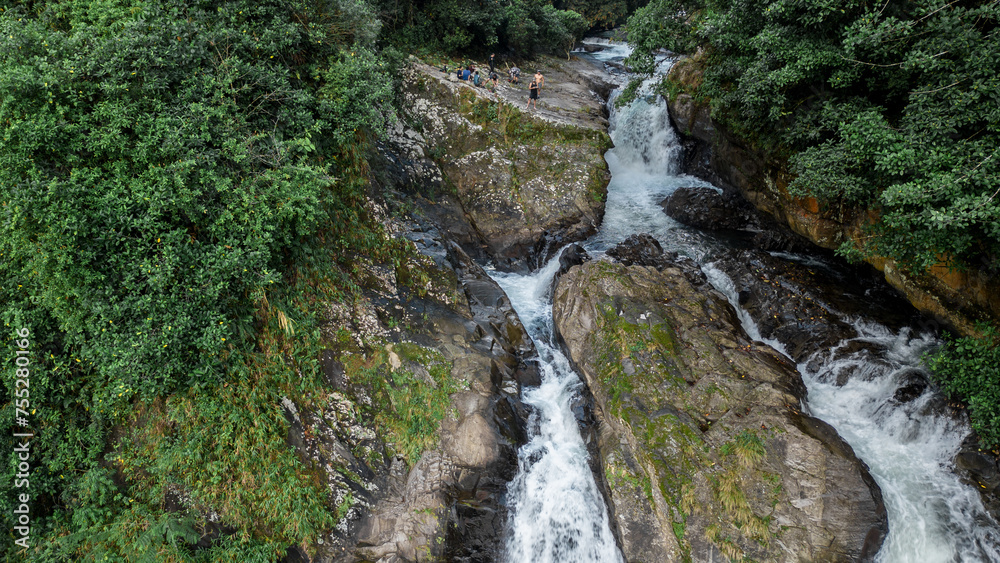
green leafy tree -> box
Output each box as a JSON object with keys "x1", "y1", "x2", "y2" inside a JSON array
[
  {"x1": 928, "y1": 325, "x2": 1000, "y2": 449},
  {"x1": 1, "y1": 0, "x2": 395, "y2": 557},
  {"x1": 375, "y1": 0, "x2": 592, "y2": 55},
  {"x1": 626, "y1": 0, "x2": 1000, "y2": 272},
  {"x1": 554, "y1": 0, "x2": 650, "y2": 29}
]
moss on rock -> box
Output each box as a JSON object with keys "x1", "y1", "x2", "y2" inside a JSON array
[{"x1": 553, "y1": 258, "x2": 888, "y2": 562}]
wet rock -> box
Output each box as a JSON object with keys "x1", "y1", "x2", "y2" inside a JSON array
[
  {"x1": 661, "y1": 186, "x2": 757, "y2": 231},
  {"x1": 606, "y1": 233, "x2": 674, "y2": 270},
  {"x1": 552, "y1": 257, "x2": 888, "y2": 562},
  {"x1": 558, "y1": 243, "x2": 591, "y2": 277},
  {"x1": 892, "y1": 370, "x2": 930, "y2": 404},
  {"x1": 712, "y1": 249, "x2": 857, "y2": 362},
  {"x1": 284, "y1": 223, "x2": 535, "y2": 562},
  {"x1": 955, "y1": 436, "x2": 1000, "y2": 521},
  {"x1": 751, "y1": 228, "x2": 816, "y2": 254},
  {"x1": 549, "y1": 243, "x2": 592, "y2": 298}
]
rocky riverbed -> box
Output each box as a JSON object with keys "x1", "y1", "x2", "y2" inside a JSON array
[{"x1": 277, "y1": 50, "x2": 998, "y2": 563}]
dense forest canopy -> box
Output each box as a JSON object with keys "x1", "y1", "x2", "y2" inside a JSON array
[
  {"x1": 373, "y1": 0, "x2": 647, "y2": 53},
  {"x1": 628, "y1": 0, "x2": 1000, "y2": 273}
]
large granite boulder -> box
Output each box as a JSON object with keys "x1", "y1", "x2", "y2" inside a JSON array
[
  {"x1": 661, "y1": 186, "x2": 758, "y2": 231},
  {"x1": 385, "y1": 62, "x2": 613, "y2": 271},
  {"x1": 552, "y1": 244, "x2": 887, "y2": 562}
]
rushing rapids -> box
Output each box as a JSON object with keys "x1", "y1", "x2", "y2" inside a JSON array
[
  {"x1": 496, "y1": 44, "x2": 1000, "y2": 562},
  {"x1": 494, "y1": 258, "x2": 624, "y2": 563}
]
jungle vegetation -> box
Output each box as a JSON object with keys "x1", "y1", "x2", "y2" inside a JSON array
[{"x1": 3, "y1": 0, "x2": 998, "y2": 559}]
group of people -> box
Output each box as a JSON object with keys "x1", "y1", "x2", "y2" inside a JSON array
[
  {"x1": 449, "y1": 53, "x2": 546, "y2": 110},
  {"x1": 456, "y1": 65, "x2": 500, "y2": 90}
]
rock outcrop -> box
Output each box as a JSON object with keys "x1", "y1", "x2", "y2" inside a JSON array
[
  {"x1": 378, "y1": 59, "x2": 614, "y2": 271},
  {"x1": 665, "y1": 57, "x2": 1000, "y2": 338},
  {"x1": 283, "y1": 218, "x2": 538, "y2": 562},
  {"x1": 661, "y1": 186, "x2": 757, "y2": 232},
  {"x1": 552, "y1": 236, "x2": 887, "y2": 562}
]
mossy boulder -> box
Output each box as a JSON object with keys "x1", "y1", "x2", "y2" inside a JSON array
[
  {"x1": 552, "y1": 251, "x2": 887, "y2": 562},
  {"x1": 391, "y1": 62, "x2": 612, "y2": 271}
]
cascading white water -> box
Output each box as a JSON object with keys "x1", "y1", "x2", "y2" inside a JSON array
[
  {"x1": 803, "y1": 324, "x2": 1000, "y2": 562},
  {"x1": 574, "y1": 37, "x2": 634, "y2": 61},
  {"x1": 495, "y1": 42, "x2": 1000, "y2": 562},
  {"x1": 705, "y1": 264, "x2": 1000, "y2": 562},
  {"x1": 493, "y1": 257, "x2": 624, "y2": 563}
]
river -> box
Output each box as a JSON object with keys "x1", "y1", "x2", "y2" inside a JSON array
[{"x1": 493, "y1": 38, "x2": 1000, "y2": 562}]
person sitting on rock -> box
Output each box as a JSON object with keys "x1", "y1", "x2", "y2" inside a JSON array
[
  {"x1": 473, "y1": 70, "x2": 482, "y2": 86},
  {"x1": 508, "y1": 66, "x2": 520, "y2": 84}
]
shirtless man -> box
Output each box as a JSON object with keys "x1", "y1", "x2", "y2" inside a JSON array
[{"x1": 533, "y1": 70, "x2": 544, "y2": 97}]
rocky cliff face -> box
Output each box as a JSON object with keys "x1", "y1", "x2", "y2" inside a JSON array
[
  {"x1": 280, "y1": 218, "x2": 538, "y2": 563},
  {"x1": 552, "y1": 236, "x2": 887, "y2": 562},
  {"x1": 382, "y1": 60, "x2": 614, "y2": 271},
  {"x1": 665, "y1": 60, "x2": 1000, "y2": 338}
]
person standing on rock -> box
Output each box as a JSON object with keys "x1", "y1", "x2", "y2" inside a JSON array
[
  {"x1": 526, "y1": 78, "x2": 538, "y2": 110},
  {"x1": 533, "y1": 70, "x2": 544, "y2": 97},
  {"x1": 489, "y1": 53, "x2": 496, "y2": 74}
]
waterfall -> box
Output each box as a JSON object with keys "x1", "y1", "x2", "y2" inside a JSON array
[
  {"x1": 802, "y1": 323, "x2": 1000, "y2": 562},
  {"x1": 705, "y1": 262, "x2": 1000, "y2": 562},
  {"x1": 493, "y1": 257, "x2": 624, "y2": 563},
  {"x1": 496, "y1": 43, "x2": 1000, "y2": 562}
]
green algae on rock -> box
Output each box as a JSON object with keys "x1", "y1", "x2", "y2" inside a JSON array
[{"x1": 553, "y1": 252, "x2": 887, "y2": 562}]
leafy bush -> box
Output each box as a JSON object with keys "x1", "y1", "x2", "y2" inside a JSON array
[
  {"x1": 1, "y1": 0, "x2": 396, "y2": 557},
  {"x1": 927, "y1": 325, "x2": 1000, "y2": 450},
  {"x1": 625, "y1": 0, "x2": 1000, "y2": 273}
]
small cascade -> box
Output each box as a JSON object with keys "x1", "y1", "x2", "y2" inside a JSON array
[
  {"x1": 494, "y1": 256, "x2": 624, "y2": 563},
  {"x1": 802, "y1": 323, "x2": 1000, "y2": 563},
  {"x1": 704, "y1": 264, "x2": 1000, "y2": 562},
  {"x1": 575, "y1": 37, "x2": 634, "y2": 60},
  {"x1": 607, "y1": 86, "x2": 682, "y2": 177}
]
